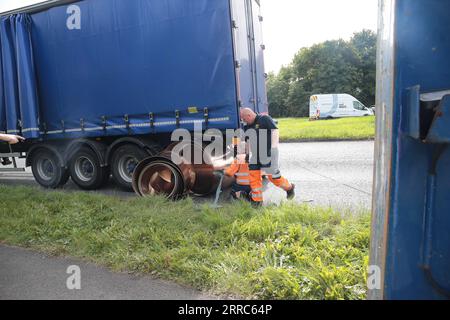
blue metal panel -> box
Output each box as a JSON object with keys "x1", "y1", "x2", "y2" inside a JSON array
[
  {"x1": 426, "y1": 96, "x2": 450, "y2": 144},
  {"x1": 1, "y1": 0, "x2": 243, "y2": 140},
  {"x1": 374, "y1": 0, "x2": 450, "y2": 299}
]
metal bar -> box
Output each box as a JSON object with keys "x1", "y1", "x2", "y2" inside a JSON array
[
  {"x1": 419, "y1": 145, "x2": 450, "y2": 298},
  {"x1": 0, "y1": 153, "x2": 22, "y2": 158},
  {"x1": 8, "y1": 145, "x2": 18, "y2": 169},
  {"x1": 368, "y1": 0, "x2": 397, "y2": 301},
  {"x1": 245, "y1": 0, "x2": 259, "y2": 112},
  {"x1": 213, "y1": 173, "x2": 225, "y2": 208},
  {"x1": 0, "y1": 168, "x2": 26, "y2": 172}
]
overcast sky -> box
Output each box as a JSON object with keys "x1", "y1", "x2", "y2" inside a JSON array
[
  {"x1": 0, "y1": 0, "x2": 378, "y2": 73},
  {"x1": 261, "y1": 0, "x2": 378, "y2": 72}
]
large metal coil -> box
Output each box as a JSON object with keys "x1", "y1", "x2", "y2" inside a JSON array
[{"x1": 132, "y1": 141, "x2": 234, "y2": 199}]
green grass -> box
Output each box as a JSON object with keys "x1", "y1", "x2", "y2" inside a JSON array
[
  {"x1": 0, "y1": 185, "x2": 370, "y2": 300},
  {"x1": 278, "y1": 116, "x2": 375, "y2": 142}
]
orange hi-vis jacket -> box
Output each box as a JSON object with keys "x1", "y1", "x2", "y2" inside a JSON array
[{"x1": 225, "y1": 160, "x2": 250, "y2": 186}]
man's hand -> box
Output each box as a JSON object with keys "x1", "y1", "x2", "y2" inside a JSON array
[{"x1": 0, "y1": 134, "x2": 25, "y2": 145}]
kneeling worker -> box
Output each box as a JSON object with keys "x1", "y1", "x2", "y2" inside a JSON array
[
  {"x1": 224, "y1": 143, "x2": 252, "y2": 201},
  {"x1": 240, "y1": 108, "x2": 295, "y2": 207}
]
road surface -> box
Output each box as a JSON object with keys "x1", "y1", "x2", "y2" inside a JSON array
[
  {"x1": 0, "y1": 245, "x2": 213, "y2": 300},
  {"x1": 269, "y1": 141, "x2": 374, "y2": 210},
  {"x1": 0, "y1": 141, "x2": 375, "y2": 210}
]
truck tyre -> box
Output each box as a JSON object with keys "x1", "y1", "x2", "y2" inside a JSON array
[
  {"x1": 111, "y1": 144, "x2": 149, "y2": 191},
  {"x1": 69, "y1": 147, "x2": 108, "y2": 190},
  {"x1": 31, "y1": 149, "x2": 69, "y2": 189}
]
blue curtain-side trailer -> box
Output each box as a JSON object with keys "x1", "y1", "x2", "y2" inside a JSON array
[{"x1": 0, "y1": 0, "x2": 268, "y2": 190}]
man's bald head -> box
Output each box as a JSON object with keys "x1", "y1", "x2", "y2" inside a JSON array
[{"x1": 240, "y1": 108, "x2": 257, "y2": 125}]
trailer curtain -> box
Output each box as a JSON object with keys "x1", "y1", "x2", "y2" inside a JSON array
[
  {"x1": 28, "y1": 0, "x2": 239, "y2": 139},
  {"x1": 0, "y1": 14, "x2": 40, "y2": 139}
]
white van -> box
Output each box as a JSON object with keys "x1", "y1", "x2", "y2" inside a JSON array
[{"x1": 309, "y1": 94, "x2": 373, "y2": 119}]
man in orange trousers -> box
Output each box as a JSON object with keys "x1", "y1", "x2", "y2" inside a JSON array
[{"x1": 240, "y1": 108, "x2": 295, "y2": 207}]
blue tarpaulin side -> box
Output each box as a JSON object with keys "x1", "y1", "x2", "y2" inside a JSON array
[
  {"x1": 0, "y1": 14, "x2": 40, "y2": 139},
  {"x1": 25, "y1": 0, "x2": 239, "y2": 140}
]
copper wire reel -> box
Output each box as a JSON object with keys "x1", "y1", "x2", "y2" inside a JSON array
[{"x1": 132, "y1": 141, "x2": 232, "y2": 199}]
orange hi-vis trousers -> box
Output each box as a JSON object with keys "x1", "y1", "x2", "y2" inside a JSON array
[
  {"x1": 225, "y1": 160, "x2": 250, "y2": 186},
  {"x1": 249, "y1": 170, "x2": 292, "y2": 202}
]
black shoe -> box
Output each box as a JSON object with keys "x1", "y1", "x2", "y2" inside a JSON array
[
  {"x1": 1, "y1": 158, "x2": 12, "y2": 166},
  {"x1": 287, "y1": 184, "x2": 296, "y2": 200},
  {"x1": 251, "y1": 200, "x2": 263, "y2": 208}
]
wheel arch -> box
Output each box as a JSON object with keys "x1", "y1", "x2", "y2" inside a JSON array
[
  {"x1": 26, "y1": 144, "x2": 65, "y2": 168},
  {"x1": 64, "y1": 139, "x2": 108, "y2": 167},
  {"x1": 105, "y1": 137, "x2": 160, "y2": 166}
]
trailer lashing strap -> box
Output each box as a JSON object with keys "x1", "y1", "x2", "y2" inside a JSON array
[
  {"x1": 204, "y1": 108, "x2": 209, "y2": 128},
  {"x1": 175, "y1": 110, "x2": 180, "y2": 128},
  {"x1": 124, "y1": 114, "x2": 130, "y2": 133},
  {"x1": 149, "y1": 113, "x2": 155, "y2": 131},
  {"x1": 17, "y1": 119, "x2": 23, "y2": 136},
  {"x1": 80, "y1": 118, "x2": 85, "y2": 133},
  {"x1": 42, "y1": 122, "x2": 48, "y2": 135},
  {"x1": 101, "y1": 116, "x2": 107, "y2": 132}
]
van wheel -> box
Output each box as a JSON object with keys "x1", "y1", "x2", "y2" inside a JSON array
[
  {"x1": 69, "y1": 147, "x2": 108, "y2": 190},
  {"x1": 111, "y1": 144, "x2": 149, "y2": 191},
  {"x1": 31, "y1": 149, "x2": 69, "y2": 189}
]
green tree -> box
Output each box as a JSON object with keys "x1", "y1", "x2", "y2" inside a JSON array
[
  {"x1": 266, "y1": 30, "x2": 377, "y2": 118},
  {"x1": 350, "y1": 29, "x2": 377, "y2": 107},
  {"x1": 267, "y1": 66, "x2": 292, "y2": 117}
]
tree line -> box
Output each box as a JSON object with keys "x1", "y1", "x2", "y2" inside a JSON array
[{"x1": 266, "y1": 30, "x2": 377, "y2": 118}]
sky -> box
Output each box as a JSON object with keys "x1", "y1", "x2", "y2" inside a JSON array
[
  {"x1": 261, "y1": 0, "x2": 378, "y2": 72},
  {"x1": 0, "y1": 0, "x2": 378, "y2": 73}
]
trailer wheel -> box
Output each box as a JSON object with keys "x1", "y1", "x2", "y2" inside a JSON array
[
  {"x1": 31, "y1": 149, "x2": 69, "y2": 189},
  {"x1": 69, "y1": 147, "x2": 108, "y2": 190},
  {"x1": 111, "y1": 144, "x2": 149, "y2": 191}
]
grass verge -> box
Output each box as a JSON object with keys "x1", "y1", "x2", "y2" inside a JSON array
[
  {"x1": 0, "y1": 185, "x2": 370, "y2": 300},
  {"x1": 278, "y1": 116, "x2": 375, "y2": 142}
]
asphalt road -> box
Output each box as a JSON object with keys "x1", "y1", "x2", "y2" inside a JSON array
[
  {"x1": 270, "y1": 141, "x2": 374, "y2": 210},
  {"x1": 0, "y1": 245, "x2": 213, "y2": 300},
  {"x1": 0, "y1": 141, "x2": 375, "y2": 209}
]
